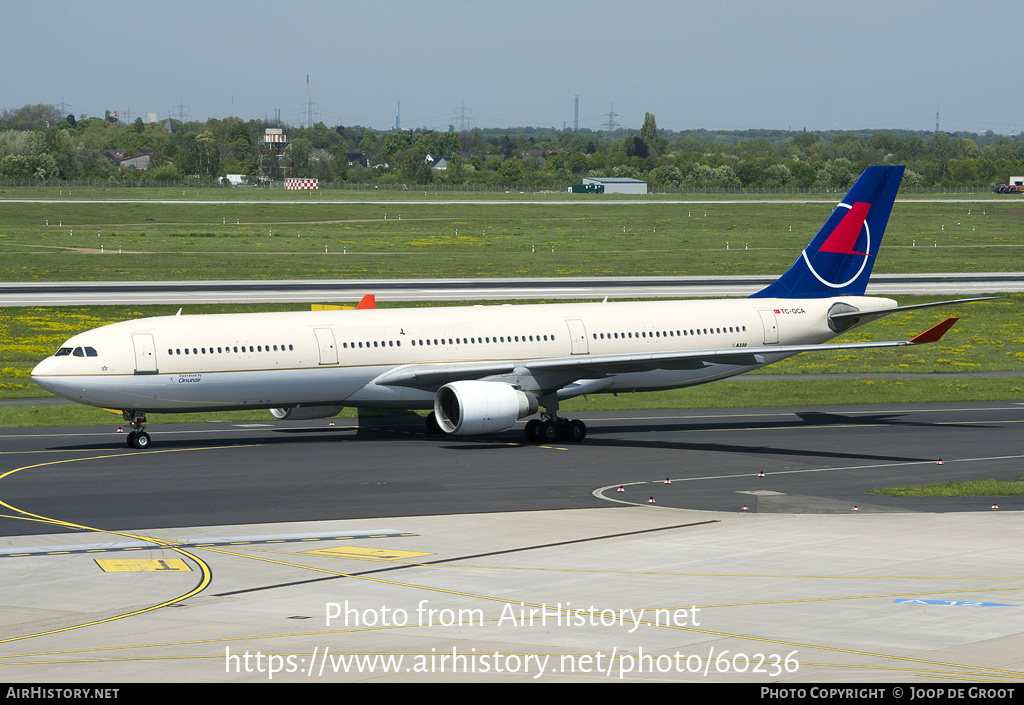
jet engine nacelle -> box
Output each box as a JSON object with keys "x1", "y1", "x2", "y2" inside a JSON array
[
  {"x1": 270, "y1": 405, "x2": 345, "y2": 420},
  {"x1": 434, "y1": 381, "x2": 537, "y2": 435}
]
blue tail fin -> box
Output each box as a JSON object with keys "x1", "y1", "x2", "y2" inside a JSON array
[{"x1": 750, "y1": 165, "x2": 905, "y2": 299}]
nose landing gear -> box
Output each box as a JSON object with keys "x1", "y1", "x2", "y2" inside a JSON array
[{"x1": 122, "y1": 411, "x2": 151, "y2": 449}]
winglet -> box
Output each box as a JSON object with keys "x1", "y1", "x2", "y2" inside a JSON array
[
  {"x1": 909, "y1": 317, "x2": 958, "y2": 344},
  {"x1": 355, "y1": 294, "x2": 376, "y2": 310}
]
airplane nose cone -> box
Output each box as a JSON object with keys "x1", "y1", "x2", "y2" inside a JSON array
[
  {"x1": 31, "y1": 356, "x2": 53, "y2": 381},
  {"x1": 31, "y1": 357, "x2": 70, "y2": 398}
]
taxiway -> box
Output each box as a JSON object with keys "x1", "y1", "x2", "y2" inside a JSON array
[{"x1": 1, "y1": 402, "x2": 1022, "y2": 682}]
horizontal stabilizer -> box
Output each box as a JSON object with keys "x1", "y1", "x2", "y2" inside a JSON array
[{"x1": 829, "y1": 297, "x2": 998, "y2": 321}]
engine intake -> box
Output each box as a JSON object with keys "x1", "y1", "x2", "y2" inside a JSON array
[{"x1": 434, "y1": 381, "x2": 537, "y2": 436}]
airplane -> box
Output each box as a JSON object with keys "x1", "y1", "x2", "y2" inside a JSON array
[{"x1": 32, "y1": 165, "x2": 991, "y2": 449}]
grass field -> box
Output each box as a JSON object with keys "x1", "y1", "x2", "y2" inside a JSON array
[
  {"x1": 871, "y1": 477, "x2": 1024, "y2": 497},
  {"x1": 2, "y1": 296, "x2": 1019, "y2": 426},
  {"x1": 1, "y1": 190, "x2": 1019, "y2": 425},
  {"x1": 2, "y1": 197, "x2": 1023, "y2": 281},
  {"x1": 3, "y1": 296, "x2": 1019, "y2": 396},
  {"x1": 2, "y1": 184, "x2": 1016, "y2": 202}
]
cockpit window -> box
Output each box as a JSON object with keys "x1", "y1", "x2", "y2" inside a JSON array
[
  {"x1": 72, "y1": 347, "x2": 85, "y2": 357},
  {"x1": 84, "y1": 347, "x2": 98, "y2": 357},
  {"x1": 54, "y1": 347, "x2": 73, "y2": 357}
]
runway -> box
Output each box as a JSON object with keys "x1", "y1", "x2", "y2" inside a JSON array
[
  {"x1": 2, "y1": 272, "x2": 1022, "y2": 306},
  {"x1": 1, "y1": 402, "x2": 1023, "y2": 682}
]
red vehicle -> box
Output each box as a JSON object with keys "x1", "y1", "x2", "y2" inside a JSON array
[{"x1": 994, "y1": 179, "x2": 1024, "y2": 194}]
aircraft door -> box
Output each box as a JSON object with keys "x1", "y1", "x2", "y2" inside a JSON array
[
  {"x1": 565, "y1": 319, "x2": 589, "y2": 355},
  {"x1": 757, "y1": 309, "x2": 779, "y2": 344},
  {"x1": 314, "y1": 328, "x2": 339, "y2": 365},
  {"x1": 131, "y1": 333, "x2": 159, "y2": 375}
]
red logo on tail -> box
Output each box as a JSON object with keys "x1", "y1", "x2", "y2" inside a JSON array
[{"x1": 819, "y1": 202, "x2": 871, "y2": 255}]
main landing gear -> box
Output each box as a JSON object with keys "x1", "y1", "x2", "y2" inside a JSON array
[
  {"x1": 524, "y1": 415, "x2": 587, "y2": 443},
  {"x1": 524, "y1": 395, "x2": 587, "y2": 443},
  {"x1": 122, "y1": 410, "x2": 151, "y2": 449}
]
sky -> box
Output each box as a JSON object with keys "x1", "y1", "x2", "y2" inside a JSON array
[{"x1": 5, "y1": 0, "x2": 1021, "y2": 136}]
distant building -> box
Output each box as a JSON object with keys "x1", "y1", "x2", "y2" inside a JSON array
[
  {"x1": 582, "y1": 177, "x2": 648, "y2": 195},
  {"x1": 120, "y1": 154, "x2": 151, "y2": 170},
  {"x1": 519, "y1": 149, "x2": 546, "y2": 167}
]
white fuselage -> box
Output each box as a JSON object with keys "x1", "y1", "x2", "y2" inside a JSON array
[{"x1": 31, "y1": 296, "x2": 896, "y2": 414}]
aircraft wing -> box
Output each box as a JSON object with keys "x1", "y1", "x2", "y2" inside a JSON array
[{"x1": 375, "y1": 317, "x2": 959, "y2": 393}]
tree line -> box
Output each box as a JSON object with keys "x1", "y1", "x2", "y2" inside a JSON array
[{"x1": 2, "y1": 103, "x2": 1023, "y2": 190}]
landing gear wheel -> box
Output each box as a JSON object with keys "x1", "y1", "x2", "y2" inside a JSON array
[
  {"x1": 524, "y1": 419, "x2": 541, "y2": 442},
  {"x1": 564, "y1": 419, "x2": 587, "y2": 442},
  {"x1": 425, "y1": 412, "x2": 442, "y2": 435},
  {"x1": 122, "y1": 410, "x2": 150, "y2": 449},
  {"x1": 537, "y1": 420, "x2": 559, "y2": 442}
]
